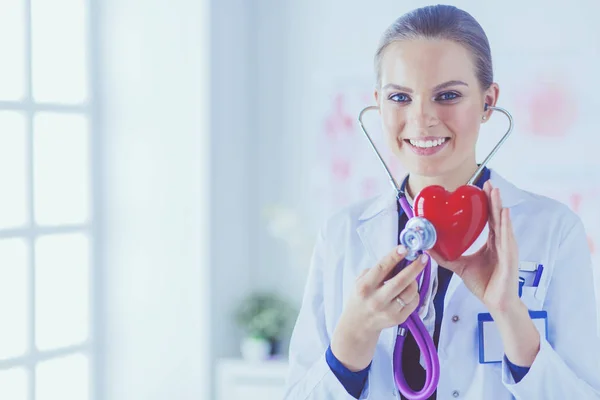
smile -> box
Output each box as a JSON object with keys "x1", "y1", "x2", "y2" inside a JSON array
[
  {"x1": 407, "y1": 137, "x2": 449, "y2": 148},
  {"x1": 403, "y1": 137, "x2": 450, "y2": 156}
]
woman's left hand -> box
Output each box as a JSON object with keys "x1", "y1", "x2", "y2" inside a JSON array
[{"x1": 427, "y1": 180, "x2": 522, "y2": 314}]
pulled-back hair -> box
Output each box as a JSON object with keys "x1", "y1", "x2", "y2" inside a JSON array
[{"x1": 374, "y1": 5, "x2": 493, "y2": 90}]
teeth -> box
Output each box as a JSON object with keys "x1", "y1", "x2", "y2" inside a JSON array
[{"x1": 409, "y1": 138, "x2": 447, "y2": 148}]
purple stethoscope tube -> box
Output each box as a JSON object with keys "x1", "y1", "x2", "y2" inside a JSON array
[{"x1": 393, "y1": 195, "x2": 439, "y2": 400}]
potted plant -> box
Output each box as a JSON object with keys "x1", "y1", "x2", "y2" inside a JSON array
[{"x1": 234, "y1": 292, "x2": 296, "y2": 361}]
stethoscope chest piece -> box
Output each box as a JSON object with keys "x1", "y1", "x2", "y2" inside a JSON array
[{"x1": 399, "y1": 217, "x2": 437, "y2": 261}]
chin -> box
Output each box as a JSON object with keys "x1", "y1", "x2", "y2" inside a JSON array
[{"x1": 407, "y1": 160, "x2": 449, "y2": 177}]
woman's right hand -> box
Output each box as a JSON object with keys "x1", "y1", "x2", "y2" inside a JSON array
[{"x1": 330, "y1": 245, "x2": 429, "y2": 371}]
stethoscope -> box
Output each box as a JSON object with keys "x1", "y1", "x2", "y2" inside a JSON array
[{"x1": 357, "y1": 103, "x2": 514, "y2": 400}]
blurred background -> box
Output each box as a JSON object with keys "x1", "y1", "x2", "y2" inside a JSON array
[{"x1": 0, "y1": 0, "x2": 598, "y2": 399}]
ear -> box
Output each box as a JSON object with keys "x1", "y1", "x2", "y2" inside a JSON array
[
  {"x1": 374, "y1": 88, "x2": 381, "y2": 109},
  {"x1": 482, "y1": 83, "x2": 500, "y2": 123}
]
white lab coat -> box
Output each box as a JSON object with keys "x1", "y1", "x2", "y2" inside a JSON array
[{"x1": 283, "y1": 170, "x2": 600, "y2": 400}]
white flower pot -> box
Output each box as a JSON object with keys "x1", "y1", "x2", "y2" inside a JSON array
[{"x1": 240, "y1": 337, "x2": 271, "y2": 362}]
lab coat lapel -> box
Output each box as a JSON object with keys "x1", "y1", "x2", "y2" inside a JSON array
[
  {"x1": 356, "y1": 188, "x2": 398, "y2": 265},
  {"x1": 356, "y1": 207, "x2": 397, "y2": 269}
]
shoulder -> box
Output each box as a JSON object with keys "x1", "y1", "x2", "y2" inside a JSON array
[
  {"x1": 319, "y1": 193, "x2": 389, "y2": 239},
  {"x1": 491, "y1": 170, "x2": 582, "y2": 240},
  {"x1": 315, "y1": 187, "x2": 395, "y2": 248}
]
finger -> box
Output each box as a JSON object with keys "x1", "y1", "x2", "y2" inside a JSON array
[
  {"x1": 426, "y1": 247, "x2": 445, "y2": 263},
  {"x1": 383, "y1": 279, "x2": 418, "y2": 309},
  {"x1": 506, "y1": 208, "x2": 518, "y2": 249},
  {"x1": 484, "y1": 184, "x2": 499, "y2": 243},
  {"x1": 490, "y1": 187, "x2": 499, "y2": 228},
  {"x1": 377, "y1": 253, "x2": 428, "y2": 301},
  {"x1": 495, "y1": 188, "x2": 503, "y2": 221},
  {"x1": 427, "y1": 247, "x2": 466, "y2": 275},
  {"x1": 364, "y1": 245, "x2": 408, "y2": 289},
  {"x1": 483, "y1": 181, "x2": 494, "y2": 230},
  {"x1": 400, "y1": 280, "x2": 419, "y2": 304},
  {"x1": 356, "y1": 268, "x2": 370, "y2": 282},
  {"x1": 505, "y1": 209, "x2": 520, "y2": 269},
  {"x1": 491, "y1": 188, "x2": 503, "y2": 243},
  {"x1": 389, "y1": 289, "x2": 420, "y2": 321},
  {"x1": 497, "y1": 208, "x2": 514, "y2": 275},
  {"x1": 501, "y1": 208, "x2": 516, "y2": 254},
  {"x1": 483, "y1": 180, "x2": 493, "y2": 198},
  {"x1": 427, "y1": 248, "x2": 454, "y2": 275},
  {"x1": 500, "y1": 208, "x2": 507, "y2": 247}
]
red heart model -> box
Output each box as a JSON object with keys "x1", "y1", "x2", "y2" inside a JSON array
[{"x1": 414, "y1": 185, "x2": 489, "y2": 261}]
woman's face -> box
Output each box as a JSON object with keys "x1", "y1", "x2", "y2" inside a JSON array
[{"x1": 374, "y1": 38, "x2": 499, "y2": 177}]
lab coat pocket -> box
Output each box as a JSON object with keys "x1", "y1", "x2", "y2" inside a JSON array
[
  {"x1": 517, "y1": 260, "x2": 550, "y2": 309},
  {"x1": 520, "y1": 286, "x2": 543, "y2": 311}
]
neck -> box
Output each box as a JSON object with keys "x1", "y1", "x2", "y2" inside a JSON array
[{"x1": 405, "y1": 162, "x2": 481, "y2": 199}]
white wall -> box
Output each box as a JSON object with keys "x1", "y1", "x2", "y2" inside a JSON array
[
  {"x1": 208, "y1": 0, "x2": 258, "y2": 378},
  {"x1": 99, "y1": 0, "x2": 210, "y2": 399}
]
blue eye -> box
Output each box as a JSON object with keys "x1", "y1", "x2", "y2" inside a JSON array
[
  {"x1": 437, "y1": 92, "x2": 460, "y2": 101},
  {"x1": 389, "y1": 93, "x2": 411, "y2": 103}
]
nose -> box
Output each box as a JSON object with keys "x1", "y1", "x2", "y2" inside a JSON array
[{"x1": 407, "y1": 98, "x2": 439, "y2": 129}]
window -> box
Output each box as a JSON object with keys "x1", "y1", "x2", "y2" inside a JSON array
[{"x1": 0, "y1": 0, "x2": 96, "y2": 399}]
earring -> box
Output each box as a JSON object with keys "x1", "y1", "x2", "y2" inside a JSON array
[{"x1": 482, "y1": 115, "x2": 487, "y2": 121}]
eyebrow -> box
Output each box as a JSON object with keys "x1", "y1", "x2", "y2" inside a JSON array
[{"x1": 381, "y1": 80, "x2": 469, "y2": 93}]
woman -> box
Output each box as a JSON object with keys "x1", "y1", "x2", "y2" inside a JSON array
[{"x1": 283, "y1": 4, "x2": 600, "y2": 400}]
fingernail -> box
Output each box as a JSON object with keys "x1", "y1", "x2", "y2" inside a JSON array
[
  {"x1": 397, "y1": 245, "x2": 407, "y2": 255},
  {"x1": 420, "y1": 253, "x2": 429, "y2": 264}
]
